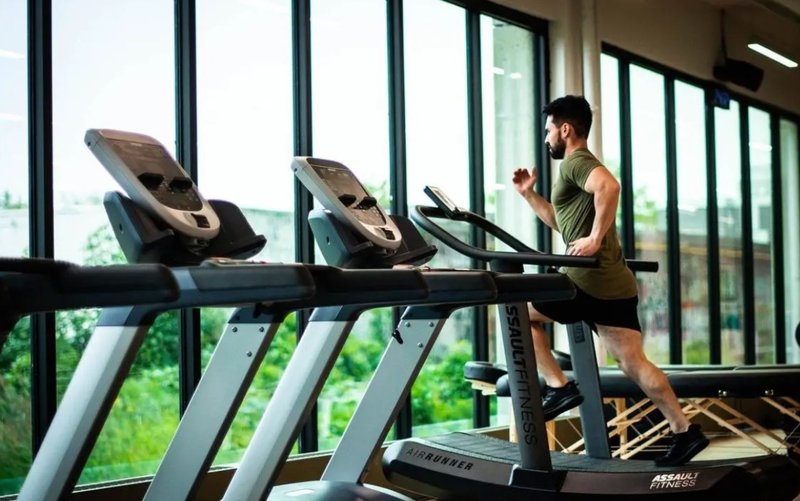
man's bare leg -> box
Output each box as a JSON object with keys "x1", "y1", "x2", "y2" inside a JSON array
[
  {"x1": 527, "y1": 304, "x2": 568, "y2": 388},
  {"x1": 596, "y1": 324, "x2": 690, "y2": 434}
]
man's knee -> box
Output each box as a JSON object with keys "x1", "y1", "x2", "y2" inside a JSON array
[
  {"x1": 616, "y1": 350, "x2": 649, "y2": 377},
  {"x1": 527, "y1": 303, "x2": 554, "y2": 323}
]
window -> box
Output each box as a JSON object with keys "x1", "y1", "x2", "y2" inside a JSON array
[
  {"x1": 715, "y1": 100, "x2": 744, "y2": 364},
  {"x1": 195, "y1": 0, "x2": 296, "y2": 466},
  {"x1": 482, "y1": 16, "x2": 538, "y2": 252},
  {"x1": 51, "y1": 0, "x2": 178, "y2": 485},
  {"x1": 674, "y1": 81, "x2": 709, "y2": 363},
  {"x1": 748, "y1": 107, "x2": 775, "y2": 363},
  {"x1": 601, "y1": 48, "x2": 799, "y2": 367},
  {"x1": 629, "y1": 64, "x2": 669, "y2": 363},
  {"x1": 310, "y1": 0, "x2": 393, "y2": 450},
  {"x1": 0, "y1": 0, "x2": 30, "y2": 493},
  {"x1": 781, "y1": 119, "x2": 800, "y2": 363},
  {"x1": 404, "y1": 0, "x2": 475, "y2": 436}
]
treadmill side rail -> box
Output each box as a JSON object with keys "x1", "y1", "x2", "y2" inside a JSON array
[
  {"x1": 18, "y1": 323, "x2": 149, "y2": 501},
  {"x1": 144, "y1": 309, "x2": 286, "y2": 501}
]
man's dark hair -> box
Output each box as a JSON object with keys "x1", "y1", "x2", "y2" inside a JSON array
[{"x1": 542, "y1": 95, "x2": 592, "y2": 139}]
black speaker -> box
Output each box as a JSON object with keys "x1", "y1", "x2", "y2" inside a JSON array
[{"x1": 713, "y1": 58, "x2": 764, "y2": 92}]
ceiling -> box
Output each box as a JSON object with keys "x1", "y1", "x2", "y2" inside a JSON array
[{"x1": 703, "y1": 0, "x2": 800, "y2": 23}]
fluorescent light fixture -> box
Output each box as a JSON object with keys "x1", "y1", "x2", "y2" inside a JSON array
[
  {"x1": 747, "y1": 42, "x2": 798, "y2": 68},
  {"x1": 509, "y1": 72, "x2": 523, "y2": 80},
  {"x1": 0, "y1": 49, "x2": 24, "y2": 60},
  {"x1": 493, "y1": 67, "x2": 505, "y2": 75}
]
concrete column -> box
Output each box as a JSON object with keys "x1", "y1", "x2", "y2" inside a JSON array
[{"x1": 581, "y1": 0, "x2": 603, "y2": 160}]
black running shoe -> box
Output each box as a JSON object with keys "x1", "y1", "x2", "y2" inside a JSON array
[
  {"x1": 542, "y1": 381, "x2": 583, "y2": 421},
  {"x1": 654, "y1": 424, "x2": 710, "y2": 467}
]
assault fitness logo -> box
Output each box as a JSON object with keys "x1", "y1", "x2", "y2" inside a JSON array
[{"x1": 649, "y1": 472, "x2": 700, "y2": 490}]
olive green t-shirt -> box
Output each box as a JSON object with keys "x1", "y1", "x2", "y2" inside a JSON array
[{"x1": 552, "y1": 148, "x2": 637, "y2": 299}]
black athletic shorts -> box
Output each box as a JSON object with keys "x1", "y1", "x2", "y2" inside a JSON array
[{"x1": 530, "y1": 285, "x2": 642, "y2": 333}]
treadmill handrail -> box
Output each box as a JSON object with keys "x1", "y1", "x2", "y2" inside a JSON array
[
  {"x1": 0, "y1": 257, "x2": 75, "y2": 274},
  {"x1": 0, "y1": 259, "x2": 180, "y2": 314},
  {"x1": 413, "y1": 206, "x2": 659, "y2": 273},
  {"x1": 412, "y1": 205, "x2": 598, "y2": 268}
]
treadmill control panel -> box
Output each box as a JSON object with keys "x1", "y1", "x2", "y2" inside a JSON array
[
  {"x1": 424, "y1": 185, "x2": 464, "y2": 218},
  {"x1": 85, "y1": 129, "x2": 220, "y2": 240},
  {"x1": 292, "y1": 157, "x2": 402, "y2": 250}
]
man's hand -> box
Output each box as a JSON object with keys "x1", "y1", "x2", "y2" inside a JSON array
[
  {"x1": 513, "y1": 167, "x2": 559, "y2": 231},
  {"x1": 512, "y1": 168, "x2": 537, "y2": 197},
  {"x1": 568, "y1": 236, "x2": 601, "y2": 257}
]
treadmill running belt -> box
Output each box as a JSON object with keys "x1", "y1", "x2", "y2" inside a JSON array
[{"x1": 424, "y1": 432, "x2": 762, "y2": 472}]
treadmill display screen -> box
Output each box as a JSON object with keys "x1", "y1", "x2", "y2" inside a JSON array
[
  {"x1": 311, "y1": 163, "x2": 386, "y2": 226},
  {"x1": 106, "y1": 138, "x2": 203, "y2": 211},
  {"x1": 107, "y1": 138, "x2": 179, "y2": 177}
]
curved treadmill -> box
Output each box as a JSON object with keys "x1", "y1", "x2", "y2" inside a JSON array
[{"x1": 380, "y1": 189, "x2": 800, "y2": 500}]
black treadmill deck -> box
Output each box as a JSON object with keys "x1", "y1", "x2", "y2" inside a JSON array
[{"x1": 384, "y1": 432, "x2": 800, "y2": 500}]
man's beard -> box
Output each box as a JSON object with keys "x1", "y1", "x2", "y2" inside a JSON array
[{"x1": 547, "y1": 138, "x2": 566, "y2": 160}]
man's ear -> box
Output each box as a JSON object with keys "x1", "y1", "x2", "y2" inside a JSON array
[{"x1": 560, "y1": 122, "x2": 571, "y2": 138}]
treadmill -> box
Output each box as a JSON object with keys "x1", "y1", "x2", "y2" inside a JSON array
[
  {"x1": 15, "y1": 130, "x2": 427, "y2": 501},
  {"x1": 221, "y1": 157, "x2": 593, "y2": 500},
  {"x1": 379, "y1": 186, "x2": 800, "y2": 500}
]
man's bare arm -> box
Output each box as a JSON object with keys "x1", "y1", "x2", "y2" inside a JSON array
[
  {"x1": 512, "y1": 168, "x2": 559, "y2": 231},
  {"x1": 567, "y1": 165, "x2": 620, "y2": 256}
]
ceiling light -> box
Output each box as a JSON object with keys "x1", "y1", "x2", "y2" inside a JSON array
[
  {"x1": 493, "y1": 67, "x2": 505, "y2": 75},
  {"x1": 509, "y1": 72, "x2": 522, "y2": 80},
  {"x1": 747, "y1": 42, "x2": 798, "y2": 68}
]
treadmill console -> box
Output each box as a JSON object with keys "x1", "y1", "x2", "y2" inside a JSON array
[
  {"x1": 292, "y1": 157, "x2": 402, "y2": 251},
  {"x1": 423, "y1": 185, "x2": 464, "y2": 218},
  {"x1": 85, "y1": 129, "x2": 220, "y2": 240}
]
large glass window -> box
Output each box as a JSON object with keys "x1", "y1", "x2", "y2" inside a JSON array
[
  {"x1": 748, "y1": 107, "x2": 775, "y2": 363},
  {"x1": 310, "y1": 0, "x2": 393, "y2": 450},
  {"x1": 781, "y1": 119, "x2": 800, "y2": 363},
  {"x1": 482, "y1": 16, "x2": 537, "y2": 251},
  {"x1": 51, "y1": 0, "x2": 179, "y2": 485},
  {"x1": 195, "y1": 0, "x2": 297, "y2": 466},
  {"x1": 196, "y1": 0, "x2": 293, "y2": 263},
  {"x1": 0, "y1": 1, "x2": 30, "y2": 493},
  {"x1": 715, "y1": 101, "x2": 744, "y2": 364},
  {"x1": 404, "y1": 0, "x2": 475, "y2": 435},
  {"x1": 674, "y1": 81, "x2": 709, "y2": 363},
  {"x1": 629, "y1": 65, "x2": 669, "y2": 363}
]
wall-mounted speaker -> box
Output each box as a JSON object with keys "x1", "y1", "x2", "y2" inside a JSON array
[{"x1": 713, "y1": 58, "x2": 764, "y2": 92}]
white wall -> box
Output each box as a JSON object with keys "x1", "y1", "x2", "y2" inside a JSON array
[{"x1": 495, "y1": 0, "x2": 800, "y2": 115}]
